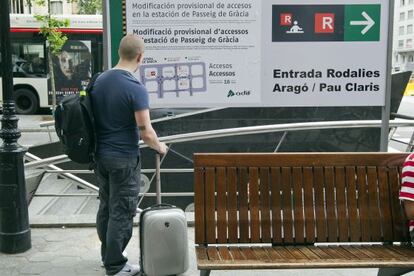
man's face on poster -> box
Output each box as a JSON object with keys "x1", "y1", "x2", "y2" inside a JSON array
[{"x1": 58, "y1": 51, "x2": 73, "y2": 79}]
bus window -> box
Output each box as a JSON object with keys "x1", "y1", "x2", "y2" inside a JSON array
[{"x1": 11, "y1": 42, "x2": 46, "y2": 78}]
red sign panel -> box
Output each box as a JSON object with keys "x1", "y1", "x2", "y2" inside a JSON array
[{"x1": 315, "y1": 13, "x2": 335, "y2": 33}]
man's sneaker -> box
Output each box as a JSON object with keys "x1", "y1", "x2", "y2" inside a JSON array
[
  {"x1": 106, "y1": 263, "x2": 140, "y2": 276},
  {"x1": 101, "y1": 251, "x2": 129, "y2": 267}
]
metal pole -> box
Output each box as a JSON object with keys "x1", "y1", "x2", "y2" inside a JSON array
[
  {"x1": 0, "y1": 0, "x2": 31, "y2": 253},
  {"x1": 380, "y1": 0, "x2": 395, "y2": 152},
  {"x1": 155, "y1": 153, "x2": 162, "y2": 204},
  {"x1": 102, "y1": 0, "x2": 111, "y2": 70}
]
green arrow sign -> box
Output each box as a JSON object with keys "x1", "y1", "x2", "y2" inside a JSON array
[{"x1": 345, "y1": 5, "x2": 381, "y2": 41}]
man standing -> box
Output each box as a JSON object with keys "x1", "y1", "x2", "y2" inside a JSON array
[{"x1": 91, "y1": 34, "x2": 167, "y2": 276}]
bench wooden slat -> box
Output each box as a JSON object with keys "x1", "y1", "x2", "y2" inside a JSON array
[
  {"x1": 335, "y1": 167, "x2": 349, "y2": 242},
  {"x1": 367, "y1": 166, "x2": 382, "y2": 241},
  {"x1": 252, "y1": 247, "x2": 271, "y2": 262},
  {"x1": 249, "y1": 167, "x2": 261, "y2": 243},
  {"x1": 240, "y1": 247, "x2": 258, "y2": 260},
  {"x1": 194, "y1": 153, "x2": 406, "y2": 167},
  {"x1": 365, "y1": 246, "x2": 394, "y2": 259},
  {"x1": 196, "y1": 246, "x2": 209, "y2": 261},
  {"x1": 388, "y1": 245, "x2": 414, "y2": 258},
  {"x1": 298, "y1": 247, "x2": 321, "y2": 260},
  {"x1": 340, "y1": 245, "x2": 372, "y2": 259},
  {"x1": 325, "y1": 167, "x2": 338, "y2": 242},
  {"x1": 303, "y1": 167, "x2": 315, "y2": 243},
  {"x1": 216, "y1": 167, "x2": 227, "y2": 243},
  {"x1": 227, "y1": 167, "x2": 238, "y2": 243},
  {"x1": 205, "y1": 167, "x2": 216, "y2": 243},
  {"x1": 207, "y1": 247, "x2": 221, "y2": 261},
  {"x1": 337, "y1": 246, "x2": 362, "y2": 259},
  {"x1": 378, "y1": 167, "x2": 393, "y2": 241},
  {"x1": 260, "y1": 167, "x2": 271, "y2": 243},
  {"x1": 293, "y1": 167, "x2": 305, "y2": 244},
  {"x1": 286, "y1": 246, "x2": 308, "y2": 260},
  {"x1": 357, "y1": 166, "x2": 371, "y2": 241},
  {"x1": 194, "y1": 167, "x2": 205, "y2": 244},
  {"x1": 264, "y1": 247, "x2": 285, "y2": 260},
  {"x1": 329, "y1": 245, "x2": 357, "y2": 259},
  {"x1": 271, "y1": 167, "x2": 282, "y2": 244},
  {"x1": 238, "y1": 167, "x2": 249, "y2": 243},
  {"x1": 352, "y1": 245, "x2": 379, "y2": 259},
  {"x1": 390, "y1": 167, "x2": 408, "y2": 242},
  {"x1": 314, "y1": 167, "x2": 327, "y2": 242},
  {"x1": 346, "y1": 166, "x2": 361, "y2": 242},
  {"x1": 218, "y1": 246, "x2": 232, "y2": 261},
  {"x1": 320, "y1": 246, "x2": 351, "y2": 260},
  {"x1": 308, "y1": 246, "x2": 332, "y2": 259},
  {"x1": 273, "y1": 247, "x2": 296, "y2": 261},
  {"x1": 228, "y1": 246, "x2": 246, "y2": 260},
  {"x1": 282, "y1": 167, "x2": 294, "y2": 243},
  {"x1": 197, "y1": 245, "x2": 414, "y2": 269},
  {"x1": 373, "y1": 245, "x2": 406, "y2": 259}
]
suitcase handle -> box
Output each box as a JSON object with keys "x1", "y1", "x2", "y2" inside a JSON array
[
  {"x1": 149, "y1": 203, "x2": 176, "y2": 209},
  {"x1": 155, "y1": 152, "x2": 161, "y2": 205}
]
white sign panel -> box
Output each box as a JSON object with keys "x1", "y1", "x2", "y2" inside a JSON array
[
  {"x1": 126, "y1": 0, "x2": 261, "y2": 107},
  {"x1": 125, "y1": 0, "x2": 390, "y2": 107}
]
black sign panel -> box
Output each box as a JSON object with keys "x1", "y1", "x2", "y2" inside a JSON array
[{"x1": 272, "y1": 5, "x2": 345, "y2": 42}]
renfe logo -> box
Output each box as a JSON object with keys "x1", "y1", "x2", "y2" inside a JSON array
[
  {"x1": 272, "y1": 5, "x2": 380, "y2": 42},
  {"x1": 280, "y1": 13, "x2": 293, "y2": 26},
  {"x1": 315, "y1": 13, "x2": 335, "y2": 33}
]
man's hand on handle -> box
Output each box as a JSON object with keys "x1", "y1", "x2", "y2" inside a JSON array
[
  {"x1": 135, "y1": 109, "x2": 168, "y2": 155},
  {"x1": 156, "y1": 142, "x2": 168, "y2": 155}
]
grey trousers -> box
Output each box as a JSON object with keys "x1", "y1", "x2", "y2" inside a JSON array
[{"x1": 94, "y1": 156, "x2": 140, "y2": 275}]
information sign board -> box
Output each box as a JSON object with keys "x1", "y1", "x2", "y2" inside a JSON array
[{"x1": 113, "y1": 0, "x2": 392, "y2": 107}]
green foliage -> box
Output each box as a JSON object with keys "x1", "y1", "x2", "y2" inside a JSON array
[
  {"x1": 34, "y1": 15, "x2": 69, "y2": 55},
  {"x1": 77, "y1": 0, "x2": 102, "y2": 14},
  {"x1": 33, "y1": 0, "x2": 45, "y2": 6},
  {"x1": 25, "y1": 0, "x2": 33, "y2": 9}
]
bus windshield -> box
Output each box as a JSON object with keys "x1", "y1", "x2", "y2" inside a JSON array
[{"x1": 0, "y1": 14, "x2": 103, "y2": 115}]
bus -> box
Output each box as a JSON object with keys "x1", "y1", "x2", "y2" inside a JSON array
[{"x1": 0, "y1": 14, "x2": 103, "y2": 114}]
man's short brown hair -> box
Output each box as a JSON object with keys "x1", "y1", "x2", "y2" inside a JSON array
[{"x1": 118, "y1": 34, "x2": 145, "y2": 61}]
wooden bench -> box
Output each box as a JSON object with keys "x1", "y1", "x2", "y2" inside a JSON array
[{"x1": 194, "y1": 153, "x2": 414, "y2": 275}]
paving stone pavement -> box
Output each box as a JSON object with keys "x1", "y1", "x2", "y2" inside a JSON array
[{"x1": 2, "y1": 227, "x2": 413, "y2": 276}]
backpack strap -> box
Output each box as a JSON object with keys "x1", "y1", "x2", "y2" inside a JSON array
[
  {"x1": 86, "y1": 72, "x2": 102, "y2": 93},
  {"x1": 79, "y1": 72, "x2": 102, "y2": 167}
]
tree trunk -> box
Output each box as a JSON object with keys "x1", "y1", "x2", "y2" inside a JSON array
[
  {"x1": 48, "y1": 48, "x2": 56, "y2": 110},
  {"x1": 47, "y1": 0, "x2": 56, "y2": 111}
]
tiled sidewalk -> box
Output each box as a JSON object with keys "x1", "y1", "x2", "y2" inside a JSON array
[{"x1": 0, "y1": 227, "x2": 398, "y2": 276}]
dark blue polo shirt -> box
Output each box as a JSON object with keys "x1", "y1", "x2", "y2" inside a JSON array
[{"x1": 91, "y1": 69, "x2": 149, "y2": 158}]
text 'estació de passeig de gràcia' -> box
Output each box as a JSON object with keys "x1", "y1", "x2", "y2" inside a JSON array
[
  {"x1": 134, "y1": 28, "x2": 249, "y2": 44},
  {"x1": 272, "y1": 69, "x2": 381, "y2": 94}
]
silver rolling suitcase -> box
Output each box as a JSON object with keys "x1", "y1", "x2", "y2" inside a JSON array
[{"x1": 139, "y1": 153, "x2": 189, "y2": 276}]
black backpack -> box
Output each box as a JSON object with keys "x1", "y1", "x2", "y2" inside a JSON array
[{"x1": 54, "y1": 73, "x2": 100, "y2": 164}]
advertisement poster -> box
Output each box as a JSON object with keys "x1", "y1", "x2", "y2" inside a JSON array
[
  {"x1": 48, "y1": 40, "x2": 92, "y2": 104},
  {"x1": 126, "y1": 0, "x2": 261, "y2": 107},
  {"x1": 125, "y1": 0, "x2": 389, "y2": 107}
]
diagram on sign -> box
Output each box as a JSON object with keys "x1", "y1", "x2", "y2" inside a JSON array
[
  {"x1": 140, "y1": 62, "x2": 207, "y2": 98},
  {"x1": 272, "y1": 4, "x2": 380, "y2": 42}
]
